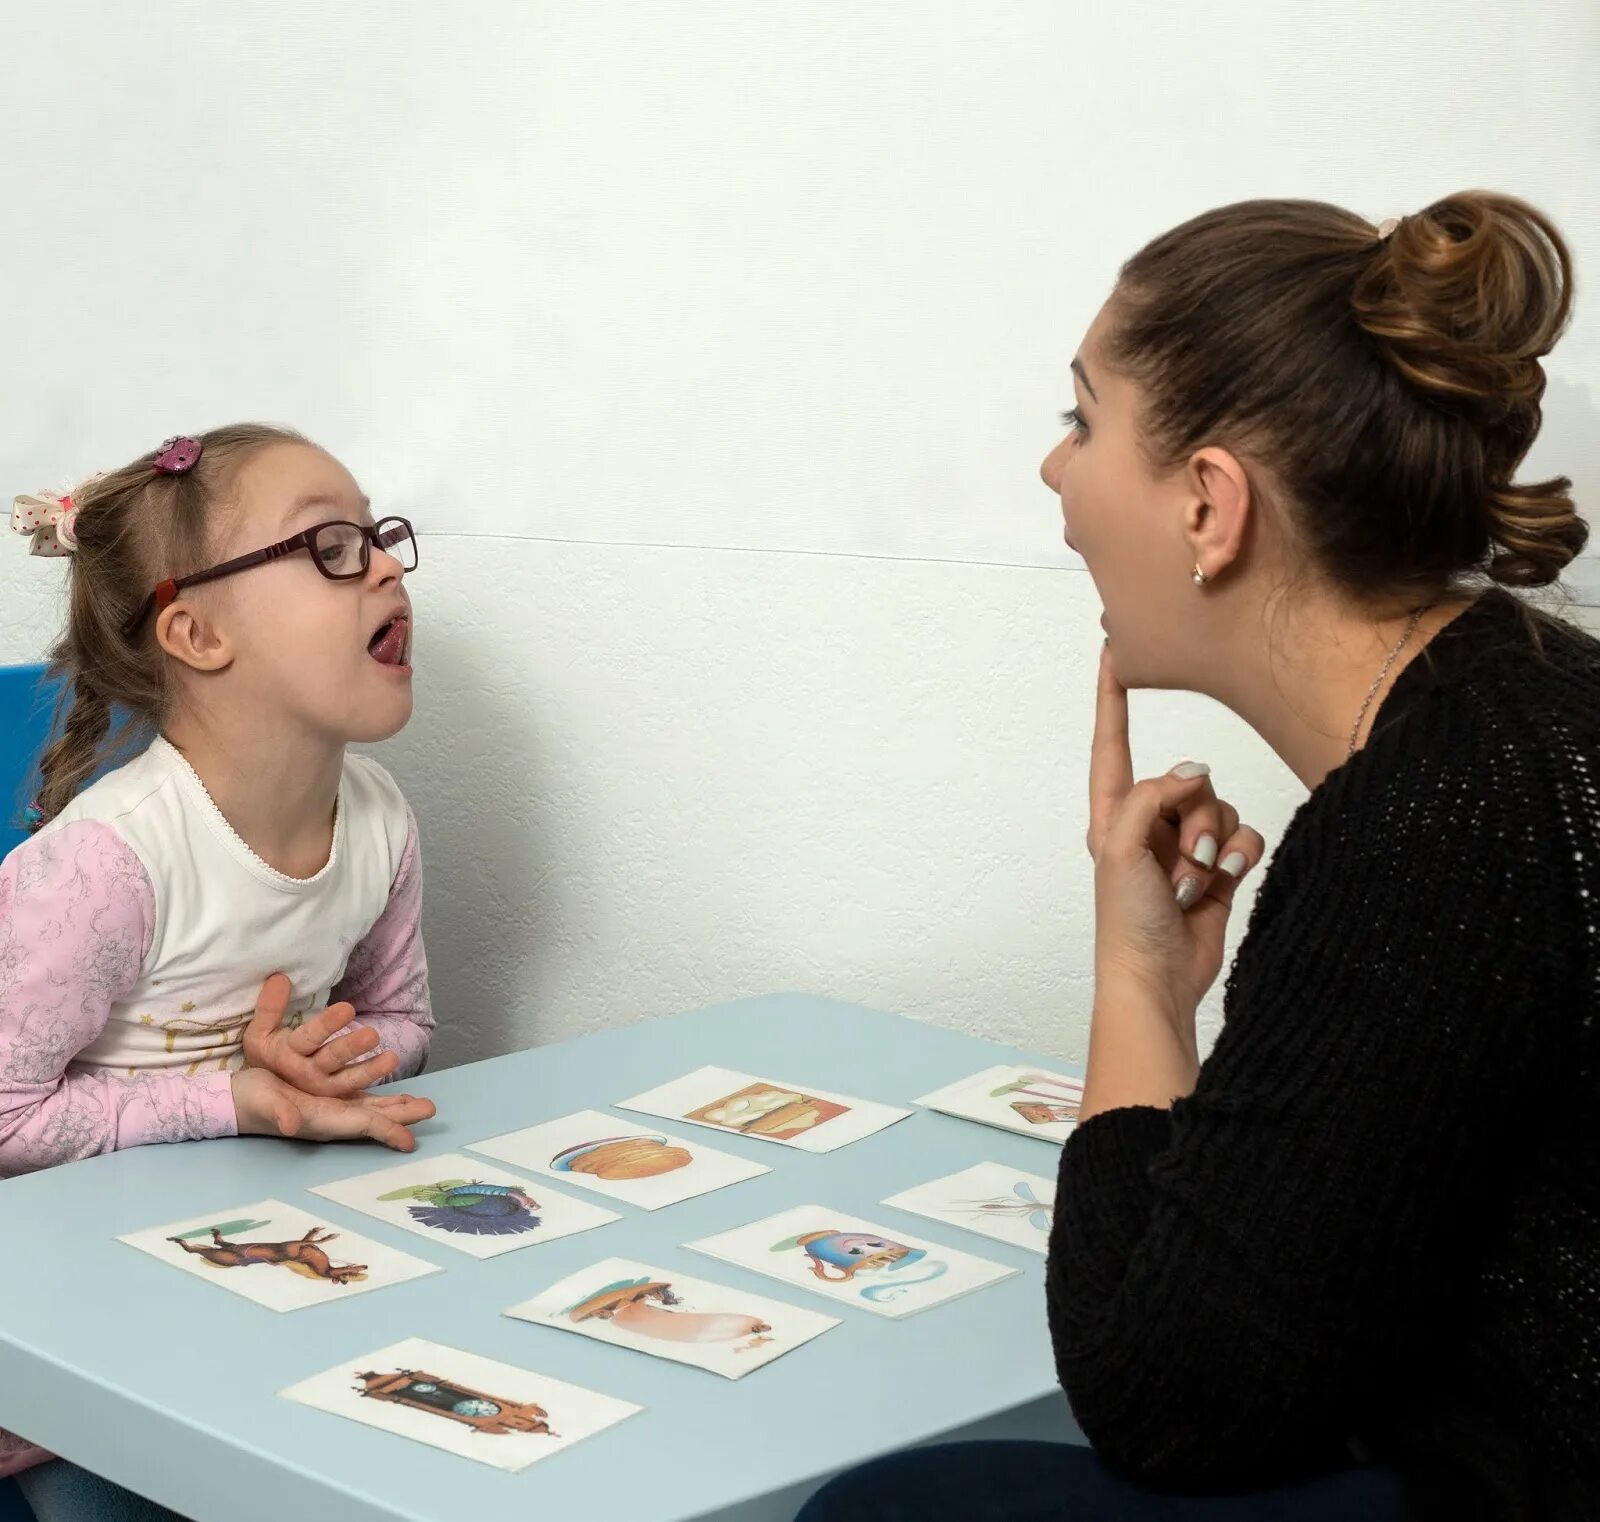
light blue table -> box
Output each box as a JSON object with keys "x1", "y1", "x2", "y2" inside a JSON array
[{"x1": 0, "y1": 995, "x2": 1083, "y2": 1522}]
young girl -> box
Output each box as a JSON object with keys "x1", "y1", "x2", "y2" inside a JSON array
[{"x1": 0, "y1": 425, "x2": 437, "y2": 1518}]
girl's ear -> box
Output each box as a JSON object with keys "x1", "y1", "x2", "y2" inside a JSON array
[{"x1": 156, "y1": 598, "x2": 235, "y2": 674}]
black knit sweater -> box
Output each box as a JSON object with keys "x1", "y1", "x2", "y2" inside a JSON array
[{"x1": 1047, "y1": 592, "x2": 1600, "y2": 1520}]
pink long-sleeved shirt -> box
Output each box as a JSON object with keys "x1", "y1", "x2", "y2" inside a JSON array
[{"x1": 0, "y1": 741, "x2": 432, "y2": 1474}]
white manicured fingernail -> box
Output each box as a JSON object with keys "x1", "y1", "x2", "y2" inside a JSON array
[
  {"x1": 1192, "y1": 834, "x2": 1218, "y2": 869},
  {"x1": 1171, "y1": 761, "x2": 1210, "y2": 780},
  {"x1": 1219, "y1": 851, "x2": 1249, "y2": 878},
  {"x1": 1175, "y1": 875, "x2": 1203, "y2": 910}
]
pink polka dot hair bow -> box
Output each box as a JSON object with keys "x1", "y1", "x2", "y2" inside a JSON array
[{"x1": 10, "y1": 489, "x2": 79, "y2": 557}]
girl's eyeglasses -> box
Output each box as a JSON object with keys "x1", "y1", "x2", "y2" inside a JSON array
[{"x1": 122, "y1": 516, "x2": 418, "y2": 637}]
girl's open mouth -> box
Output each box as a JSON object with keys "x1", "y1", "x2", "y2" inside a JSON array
[{"x1": 367, "y1": 615, "x2": 411, "y2": 668}]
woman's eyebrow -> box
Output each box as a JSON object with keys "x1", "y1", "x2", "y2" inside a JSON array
[{"x1": 1071, "y1": 357, "x2": 1099, "y2": 403}]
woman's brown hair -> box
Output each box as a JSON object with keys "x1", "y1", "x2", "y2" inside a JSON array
[
  {"x1": 31, "y1": 423, "x2": 306, "y2": 828},
  {"x1": 1105, "y1": 191, "x2": 1585, "y2": 598}
]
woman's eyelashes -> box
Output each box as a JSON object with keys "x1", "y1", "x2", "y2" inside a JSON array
[{"x1": 1060, "y1": 406, "x2": 1089, "y2": 438}]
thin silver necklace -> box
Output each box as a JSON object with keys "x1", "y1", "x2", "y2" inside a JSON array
[{"x1": 1348, "y1": 605, "x2": 1433, "y2": 758}]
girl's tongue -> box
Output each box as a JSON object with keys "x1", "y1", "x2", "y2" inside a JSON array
[{"x1": 368, "y1": 617, "x2": 410, "y2": 667}]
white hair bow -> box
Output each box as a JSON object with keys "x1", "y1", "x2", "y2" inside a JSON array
[{"x1": 10, "y1": 490, "x2": 78, "y2": 556}]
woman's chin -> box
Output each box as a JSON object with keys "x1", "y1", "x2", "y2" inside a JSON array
[{"x1": 1102, "y1": 638, "x2": 1150, "y2": 691}]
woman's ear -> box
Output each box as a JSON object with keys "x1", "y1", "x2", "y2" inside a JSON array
[
  {"x1": 156, "y1": 599, "x2": 236, "y2": 674},
  {"x1": 1184, "y1": 446, "x2": 1252, "y2": 581}
]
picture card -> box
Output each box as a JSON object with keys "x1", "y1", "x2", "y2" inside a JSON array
[
  {"x1": 119, "y1": 1199, "x2": 440, "y2": 1311},
  {"x1": 616, "y1": 1065, "x2": 910, "y2": 1153},
  {"x1": 281, "y1": 1336, "x2": 640, "y2": 1472},
  {"x1": 506, "y1": 1256, "x2": 839, "y2": 1380},
  {"x1": 687, "y1": 1204, "x2": 1016, "y2": 1319},
  {"x1": 310, "y1": 1153, "x2": 621, "y2": 1259},
  {"x1": 467, "y1": 1109, "x2": 769, "y2": 1209},
  {"x1": 914, "y1": 1064, "x2": 1084, "y2": 1142},
  {"x1": 883, "y1": 1161, "x2": 1056, "y2": 1255}
]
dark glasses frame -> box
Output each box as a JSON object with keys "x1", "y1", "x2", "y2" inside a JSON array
[{"x1": 122, "y1": 516, "x2": 417, "y2": 637}]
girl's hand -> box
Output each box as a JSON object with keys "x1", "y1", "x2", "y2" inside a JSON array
[
  {"x1": 231, "y1": 1066, "x2": 436, "y2": 1153},
  {"x1": 242, "y1": 973, "x2": 398, "y2": 1097},
  {"x1": 1088, "y1": 647, "x2": 1266, "y2": 1018}
]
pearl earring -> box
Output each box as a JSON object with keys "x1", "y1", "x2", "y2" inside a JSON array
[{"x1": 1191, "y1": 565, "x2": 1209, "y2": 587}]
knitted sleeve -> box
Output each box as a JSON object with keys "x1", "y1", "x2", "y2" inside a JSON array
[{"x1": 1046, "y1": 715, "x2": 1571, "y2": 1491}]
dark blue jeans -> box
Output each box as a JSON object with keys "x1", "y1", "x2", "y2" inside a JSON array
[
  {"x1": 12, "y1": 1462, "x2": 184, "y2": 1522},
  {"x1": 795, "y1": 1441, "x2": 1406, "y2": 1521}
]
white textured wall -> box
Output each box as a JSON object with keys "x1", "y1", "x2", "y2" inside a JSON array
[
  {"x1": 3, "y1": 3, "x2": 1597, "y2": 1070},
  {"x1": 4, "y1": 2, "x2": 1596, "y2": 570},
  {"x1": 0, "y1": 541, "x2": 1305, "y2": 1070}
]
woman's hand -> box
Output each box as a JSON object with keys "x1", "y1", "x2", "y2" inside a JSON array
[
  {"x1": 231, "y1": 1066, "x2": 436, "y2": 1153},
  {"x1": 242, "y1": 973, "x2": 398, "y2": 1097},
  {"x1": 1088, "y1": 647, "x2": 1266, "y2": 1025}
]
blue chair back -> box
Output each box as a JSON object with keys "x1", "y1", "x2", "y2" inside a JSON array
[
  {"x1": 0, "y1": 664, "x2": 60, "y2": 863},
  {"x1": 0, "y1": 666, "x2": 53, "y2": 1515}
]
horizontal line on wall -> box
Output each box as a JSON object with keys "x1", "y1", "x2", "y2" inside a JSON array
[
  {"x1": 409, "y1": 528, "x2": 1089, "y2": 575},
  {"x1": 405, "y1": 529, "x2": 1600, "y2": 606}
]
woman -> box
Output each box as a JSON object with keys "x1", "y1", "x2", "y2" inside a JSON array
[{"x1": 799, "y1": 193, "x2": 1599, "y2": 1520}]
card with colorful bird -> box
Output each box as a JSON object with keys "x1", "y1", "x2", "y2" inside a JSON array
[{"x1": 311, "y1": 1153, "x2": 620, "y2": 1259}]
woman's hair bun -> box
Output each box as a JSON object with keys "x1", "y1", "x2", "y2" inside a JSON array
[{"x1": 1353, "y1": 191, "x2": 1586, "y2": 586}]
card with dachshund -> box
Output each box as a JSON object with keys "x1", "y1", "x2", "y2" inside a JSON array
[{"x1": 120, "y1": 1198, "x2": 440, "y2": 1310}]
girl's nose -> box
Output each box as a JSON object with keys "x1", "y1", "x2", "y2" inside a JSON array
[{"x1": 1040, "y1": 440, "x2": 1067, "y2": 493}]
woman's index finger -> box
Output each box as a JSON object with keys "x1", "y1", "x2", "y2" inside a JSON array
[{"x1": 1090, "y1": 645, "x2": 1135, "y2": 836}]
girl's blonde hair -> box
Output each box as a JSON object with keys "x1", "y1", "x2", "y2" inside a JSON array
[{"x1": 32, "y1": 423, "x2": 307, "y2": 827}]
